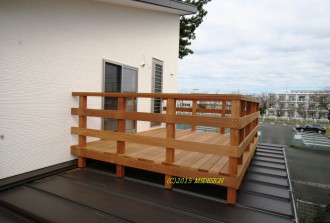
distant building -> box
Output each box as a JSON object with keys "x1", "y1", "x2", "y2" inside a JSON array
[{"x1": 266, "y1": 90, "x2": 328, "y2": 119}]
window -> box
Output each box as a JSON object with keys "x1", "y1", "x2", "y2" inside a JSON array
[
  {"x1": 103, "y1": 60, "x2": 137, "y2": 133},
  {"x1": 151, "y1": 59, "x2": 163, "y2": 126},
  {"x1": 289, "y1": 96, "x2": 295, "y2": 101}
]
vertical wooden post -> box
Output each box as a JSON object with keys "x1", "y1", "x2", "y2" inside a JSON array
[
  {"x1": 245, "y1": 102, "x2": 252, "y2": 149},
  {"x1": 238, "y1": 101, "x2": 246, "y2": 164},
  {"x1": 221, "y1": 100, "x2": 226, "y2": 134},
  {"x1": 165, "y1": 98, "x2": 176, "y2": 189},
  {"x1": 191, "y1": 100, "x2": 197, "y2": 131},
  {"x1": 252, "y1": 102, "x2": 259, "y2": 138},
  {"x1": 116, "y1": 97, "x2": 126, "y2": 177},
  {"x1": 78, "y1": 96, "x2": 87, "y2": 168},
  {"x1": 227, "y1": 99, "x2": 242, "y2": 204}
]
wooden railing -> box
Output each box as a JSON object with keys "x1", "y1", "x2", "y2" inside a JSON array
[{"x1": 71, "y1": 92, "x2": 259, "y2": 204}]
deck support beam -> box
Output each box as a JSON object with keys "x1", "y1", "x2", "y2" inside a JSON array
[
  {"x1": 78, "y1": 96, "x2": 87, "y2": 168},
  {"x1": 116, "y1": 97, "x2": 126, "y2": 177},
  {"x1": 165, "y1": 98, "x2": 176, "y2": 189}
]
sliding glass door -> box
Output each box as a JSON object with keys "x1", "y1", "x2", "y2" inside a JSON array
[{"x1": 103, "y1": 61, "x2": 137, "y2": 133}]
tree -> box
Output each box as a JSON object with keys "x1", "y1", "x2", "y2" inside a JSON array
[
  {"x1": 257, "y1": 93, "x2": 268, "y2": 116},
  {"x1": 179, "y1": 0, "x2": 212, "y2": 59},
  {"x1": 276, "y1": 102, "x2": 285, "y2": 117},
  {"x1": 311, "y1": 88, "x2": 330, "y2": 120},
  {"x1": 307, "y1": 102, "x2": 317, "y2": 119},
  {"x1": 256, "y1": 93, "x2": 277, "y2": 116},
  {"x1": 296, "y1": 104, "x2": 307, "y2": 119}
]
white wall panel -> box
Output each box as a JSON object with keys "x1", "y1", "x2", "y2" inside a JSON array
[{"x1": 0, "y1": 0, "x2": 180, "y2": 178}]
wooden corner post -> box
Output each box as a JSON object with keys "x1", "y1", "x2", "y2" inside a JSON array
[
  {"x1": 78, "y1": 96, "x2": 87, "y2": 168},
  {"x1": 165, "y1": 98, "x2": 176, "y2": 189},
  {"x1": 116, "y1": 97, "x2": 126, "y2": 177},
  {"x1": 227, "y1": 99, "x2": 242, "y2": 204}
]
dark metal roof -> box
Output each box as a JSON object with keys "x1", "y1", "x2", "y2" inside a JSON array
[{"x1": 0, "y1": 144, "x2": 297, "y2": 223}]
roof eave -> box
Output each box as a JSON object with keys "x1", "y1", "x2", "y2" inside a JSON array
[{"x1": 95, "y1": 0, "x2": 197, "y2": 15}]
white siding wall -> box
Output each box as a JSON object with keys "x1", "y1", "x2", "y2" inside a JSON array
[{"x1": 0, "y1": 0, "x2": 180, "y2": 179}]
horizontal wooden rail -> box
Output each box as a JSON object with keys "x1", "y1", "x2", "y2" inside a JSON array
[
  {"x1": 163, "y1": 107, "x2": 232, "y2": 115},
  {"x1": 239, "y1": 112, "x2": 260, "y2": 129},
  {"x1": 72, "y1": 92, "x2": 259, "y2": 103},
  {"x1": 238, "y1": 125, "x2": 259, "y2": 156},
  {"x1": 71, "y1": 127, "x2": 239, "y2": 157},
  {"x1": 71, "y1": 108, "x2": 242, "y2": 128}
]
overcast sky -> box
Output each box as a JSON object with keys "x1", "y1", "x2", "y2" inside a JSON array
[{"x1": 178, "y1": 0, "x2": 330, "y2": 94}]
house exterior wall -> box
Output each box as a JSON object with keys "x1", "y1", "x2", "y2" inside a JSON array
[{"x1": 0, "y1": 0, "x2": 180, "y2": 179}]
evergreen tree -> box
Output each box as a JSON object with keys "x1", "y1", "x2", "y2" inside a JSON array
[{"x1": 179, "y1": 0, "x2": 212, "y2": 59}]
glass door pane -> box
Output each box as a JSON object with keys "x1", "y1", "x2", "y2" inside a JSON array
[
  {"x1": 122, "y1": 67, "x2": 137, "y2": 133},
  {"x1": 122, "y1": 67, "x2": 137, "y2": 92},
  {"x1": 104, "y1": 63, "x2": 121, "y2": 132}
]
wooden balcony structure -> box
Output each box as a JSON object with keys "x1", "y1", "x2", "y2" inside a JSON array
[{"x1": 71, "y1": 92, "x2": 259, "y2": 204}]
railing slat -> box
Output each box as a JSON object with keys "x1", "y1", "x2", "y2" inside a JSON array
[
  {"x1": 72, "y1": 92, "x2": 259, "y2": 103},
  {"x1": 239, "y1": 111, "x2": 260, "y2": 128},
  {"x1": 165, "y1": 107, "x2": 232, "y2": 114},
  {"x1": 71, "y1": 127, "x2": 238, "y2": 157},
  {"x1": 71, "y1": 108, "x2": 241, "y2": 128},
  {"x1": 238, "y1": 125, "x2": 259, "y2": 156}
]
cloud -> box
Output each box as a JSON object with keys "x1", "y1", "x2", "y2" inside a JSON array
[{"x1": 179, "y1": 0, "x2": 330, "y2": 94}]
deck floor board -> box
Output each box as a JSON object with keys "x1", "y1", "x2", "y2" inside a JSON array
[
  {"x1": 209, "y1": 156, "x2": 229, "y2": 174},
  {"x1": 173, "y1": 152, "x2": 199, "y2": 166},
  {"x1": 180, "y1": 153, "x2": 206, "y2": 168},
  {"x1": 198, "y1": 155, "x2": 223, "y2": 172},
  {"x1": 81, "y1": 129, "x2": 233, "y2": 174},
  {"x1": 189, "y1": 154, "x2": 214, "y2": 170}
]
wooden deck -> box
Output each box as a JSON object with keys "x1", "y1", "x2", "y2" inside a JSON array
[
  {"x1": 72, "y1": 128, "x2": 258, "y2": 178},
  {"x1": 71, "y1": 92, "x2": 260, "y2": 204}
]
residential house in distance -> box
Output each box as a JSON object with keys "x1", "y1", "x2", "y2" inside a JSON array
[
  {"x1": 0, "y1": 0, "x2": 196, "y2": 179},
  {"x1": 266, "y1": 90, "x2": 329, "y2": 120}
]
